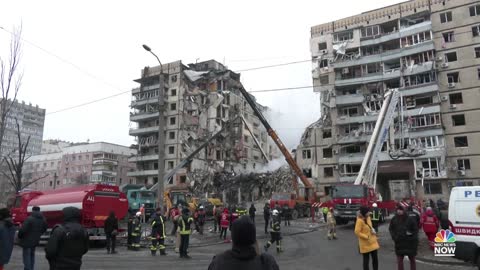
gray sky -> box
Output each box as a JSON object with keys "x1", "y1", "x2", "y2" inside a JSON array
[{"x1": 0, "y1": 0, "x2": 402, "y2": 150}]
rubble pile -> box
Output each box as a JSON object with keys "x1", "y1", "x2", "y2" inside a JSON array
[{"x1": 188, "y1": 165, "x2": 295, "y2": 204}]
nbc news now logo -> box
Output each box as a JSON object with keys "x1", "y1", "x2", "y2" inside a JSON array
[{"x1": 434, "y1": 229, "x2": 456, "y2": 257}]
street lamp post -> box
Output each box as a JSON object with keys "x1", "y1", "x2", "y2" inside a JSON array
[{"x1": 142, "y1": 44, "x2": 165, "y2": 209}]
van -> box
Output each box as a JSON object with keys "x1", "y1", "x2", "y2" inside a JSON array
[{"x1": 448, "y1": 186, "x2": 480, "y2": 269}]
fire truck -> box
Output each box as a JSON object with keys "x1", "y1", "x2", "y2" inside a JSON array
[
  {"x1": 9, "y1": 184, "x2": 129, "y2": 240},
  {"x1": 331, "y1": 89, "x2": 425, "y2": 224}
]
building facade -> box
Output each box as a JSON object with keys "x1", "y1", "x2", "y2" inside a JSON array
[
  {"x1": 128, "y1": 60, "x2": 272, "y2": 186},
  {"x1": 23, "y1": 142, "x2": 137, "y2": 190},
  {"x1": 302, "y1": 0, "x2": 480, "y2": 201},
  {"x1": 0, "y1": 100, "x2": 45, "y2": 157}
]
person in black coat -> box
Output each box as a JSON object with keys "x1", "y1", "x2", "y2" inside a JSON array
[
  {"x1": 18, "y1": 206, "x2": 47, "y2": 270},
  {"x1": 104, "y1": 211, "x2": 119, "y2": 254},
  {"x1": 389, "y1": 205, "x2": 419, "y2": 270},
  {"x1": 263, "y1": 203, "x2": 270, "y2": 234},
  {"x1": 0, "y1": 208, "x2": 16, "y2": 270},
  {"x1": 208, "y1": 216, "x2": 279, "y2": 270},
  {"x1": 46, "y1": 207, "x2": 89, "y2": 270},
  {"x1": 249, "y1": 204, "x2": 256, "y2": 224}
]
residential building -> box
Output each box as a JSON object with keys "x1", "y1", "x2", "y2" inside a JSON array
[
  {"x1": 303, "y1": 0, "x2": 479, "y2": 201},
  {"x1": 41, "y1": 139, "x2": 72, "y2": 154},
  {"x1": 0, "y1": 100, "x2": 45, "y2": 157},
  {"x1": 129, "y1": 60, "x2": 271, "y2": 186},
  {"x1": 23, "y1": 142, "x2": 137, "y2": 190}
]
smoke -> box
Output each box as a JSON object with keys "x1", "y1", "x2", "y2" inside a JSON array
[{"x1": 255, "y1": 158, "x2": 287, "y2": 173}]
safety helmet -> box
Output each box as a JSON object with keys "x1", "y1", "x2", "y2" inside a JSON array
[
  {"x1": 272, "y1": 209, "x2": 279, "y2": 216},
  {"x1": 136, "y1": 212, "x2": 142, "y2": 217},
  {"x1": 372, "y1": 203, "x2": 378, "y2": 208},
  {"x1": 199, "y1": 205, "x2": 204, "y2": 209}
]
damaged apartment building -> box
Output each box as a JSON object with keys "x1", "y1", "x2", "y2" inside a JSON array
[
  {"x1": 128, "y1": 60, "x2": 274, "y2": 187},
  {"x1": 298, "y1": 0, "x2": 480, "y2": 201}
]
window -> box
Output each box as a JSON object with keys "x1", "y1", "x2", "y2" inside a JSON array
[
  {"x1": 341, "y1": 107, "x2": 359, "y2": 117},
  {"x1": 318, "y1": 42, "x2": 327, "y2": 50},
  {"x1": 170, "y1": 103, "x2": 176, "y2": 111},
  {"x1": 457, "y1": 159, "x2": 471, "y2": 170},
  {"x1": 454, "y1": 136, "x2": 468, "y2": 147},
  {"x1": 323, "y1": 148, "x2": 333, "y2": 158},
  {"x1": 323, "y1": 129, "x2": 332, "y2": 138},
  {"x1": 319, "y1": 59, "x2": 328, "y2": 68},
  {"x1": 410, "y1": 136, "x2": 443, "y2": 149},
  {"x1": 49, "y1": 181, "x2": 53, "y2": 187},
  {"x1": 345, "y1": 145, "x2": 361, "y2": 153},
  {"x1": 473, "y1": 25, "x2": 480, "y2": 37},
  {"x1": 475, "y1": 47, "x2": 480, "y2": 58},
  {"x1": 447, "y1": 72, "x2": 459, "y2": 83},
  {"x1": 452, "y1": 114, "x2": 466, "y2": 126},
  {"x1": 169, "y1": 131, "x2": 175, "y2": 140},
  {"x1": 424, "y1": 182, "x2": 442, "y2": 194},
  {"x1": 171, "y1": 89, "x2": 177, "y2": 96},
  {"x1": 449, "y1": 93, "x2": 463, "y2": 104},
  {"x1": 244, "y1": 135, "x2": 249, "y2": 143},
  {"x1": 171, "y1": 75, "x2": 178, "y2": 82},
  {"x1": 303, "y1": 168, "x2": 312, "y2": 178},
  {"x1": 343, "y1": 164, "x2": 361, "y2": 175},
  {"x1": 442, "y1": 31, "x2": 455, "y2": 43},
  {"x1": 445, "y1": 52, "x2": 457, "y2": 62},
  {"x1": 333, "y1": 31, "x2": 353, "y2": 42},
  {"x1": 169, "y1": 117, "x2": 176, "y2": 125},
  {"x1": 440, "y1": 11, "x2": 452, "y2": 23},
  {"x1": 167, "y1": 161, "x2": 174, "y2": 169},
  {"x1": 470, "y1": 5, "x2": 480, "y2": 16},
  {"x1": 361, "y1": 25, "x2": 380, "y2": 37},
  {"x1": 415, "y1": 96, "x2": 433, "y2": 106},
  {"x1": 478, "y1": 68, "x2": 480, "y2": 80},
  {"x1": 168, "y1": 146, "x2": 175, "y2": 154},
  {"x1": 319, "y1": 75, "x2": 329, "y2": 85},
  {"x1": 302, "y1": 150, "x2": 312, "y2": 159},
  {"x1": 324, "y1": 167, "x2": 334, "y2": 177}
]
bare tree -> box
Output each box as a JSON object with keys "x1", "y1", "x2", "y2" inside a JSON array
[
  {"x1": 2, "y1": 118, "x2": 47, "y2": 192},
  {"x1": 0, "y1": 25, "x2": 23, "y2": 157}
]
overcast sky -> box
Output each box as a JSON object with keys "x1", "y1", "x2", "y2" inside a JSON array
[{"x1": 0, "y1": 0, "x2": 402, "y2": 150}]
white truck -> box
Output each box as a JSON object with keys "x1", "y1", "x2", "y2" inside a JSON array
[{"x1": 448, "y1": 186, "x2": 480, "y2": 269}]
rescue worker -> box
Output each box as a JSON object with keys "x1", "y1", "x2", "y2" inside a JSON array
[
  {"x1": 236, "y1": 205, "x2": 247, "y2": 217},
  {"x1": 139, "y1": 204, "x2": 146, "y2": 223},
  {"x1": 212, "y1": 205, "x2": 218, "y2": 233},
  {"x1": 230, "y1": 207, "x2": 240, "y2": 231},
  {"x1": 371, "y1": 203, "x2": 381, "y2": 232},
  {"x1": 421, "y1": 207, "x2": 439, "y2": 250},
  {"x1": 178, "y1": 208, "x2": 194, "y2": 259},
  {"x1": 215, "y1": 206, "x2": 223, "y2": 233},
  {"x1": 327, "y1": 207, "x2": 337, "y2": 240},
  {"x1": 264, "y1": 209, "x2": 282, "y2": 253},
  {"x1": 322, "y1": 206, "x2": 329, "y2": 223},
  {"x1": 263, "y1": 203, "x2": 271, "y2": 234},
  {"x1": 249, "y1": 203, "x2": 256, "y2": 223},
  {"x1": 220, "y1": 208, "x2": 230, "y2": 241},
  {"x1": 282, "y1": 204, "x2": 291, "y2": 226},
  {"x1": 127, "y1": 212, "x2": 134, "y2": 249},
  {"x1": 196, "y1": 205, "x2": 206, "y2": 235},
  {"x1": 130, "y1": 212, "x2": 142, "y2": 251},
  {"x1": 150, "y1": 208, "x2": 167, "y2": 256},
  {"x1": 170, "y1": 205, "x2": 180, "y2": 236}
]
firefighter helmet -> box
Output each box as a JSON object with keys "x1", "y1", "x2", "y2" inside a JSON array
[{"x1": 272, "y1": 209, "x2": 279, "y2": 216}]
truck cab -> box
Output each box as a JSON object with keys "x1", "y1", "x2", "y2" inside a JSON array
[
  {"x1": 125, "y1": 190, "x2": 156, "y2": 216},
  {"x1": 331, "y1": 184, "x2": 376, "y2": 224}
]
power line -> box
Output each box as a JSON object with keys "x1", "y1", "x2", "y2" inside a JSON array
[{"x1": 235, "y1": 59, "x2": 311, "y2": 72}]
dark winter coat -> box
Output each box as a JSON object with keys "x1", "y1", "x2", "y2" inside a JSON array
[
  {"x1": 249, "y1": 205, "x2": 256, "y2": 217},
  {"x1": 0, "y1": 218, "x2": 15, "y2": 266},
  {"x1": 389, "y1": 213, "x2": 419, "y2": 256},
  {"x1": 104, "y1": 215, "x2": 118, "y2": 235},
  {"x1": 45, "y1": 207, "x2": 89, "y2": 270},
  {"x1": 263, "y1": 206, "x2": 270, "y2": 219},
  {"x1": 18, "y1": 211, "x2": 48, "y2": 248},
  {"x1": 208, "y1": 245, "x2": 279, "y2": 270}
]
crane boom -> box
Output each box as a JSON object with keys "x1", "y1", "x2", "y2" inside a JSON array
[{"x1": 237, "y1": 87, "x2": 312, "y2": 192}]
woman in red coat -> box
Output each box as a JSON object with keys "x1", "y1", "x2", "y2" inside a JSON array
[{"x1": 421, "y1": 207, "x2": 439, "y2": 249}]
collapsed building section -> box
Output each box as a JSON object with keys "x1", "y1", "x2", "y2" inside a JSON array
[{"x1": 128, "y1": 60, "x2": 281, "y2": 189}]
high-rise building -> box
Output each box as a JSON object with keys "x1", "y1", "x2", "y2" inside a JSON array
[
  {"x1": 301, "y1": 0, "x2": 480, "y2": 201},
  {"x1": 129, "y1": 60, "x2": 272, "y2": 186}
]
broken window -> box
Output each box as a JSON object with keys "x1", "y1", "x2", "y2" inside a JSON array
[
  {"x1": 303, "y1": 168, "x2": 312, "y2": 178},
  {"x1": 344, "y1": 145, "x2": 361, "y2": 154},
  {"x1": 171, "y1": 89, "x2": 177, "y2": 96},
  {"x1": 319, "y1": 75, "x2": 329, "y2": 85},
  {"x1": 401, "y1": 31, "x2": 431, "y2": 47},
  {"x1": 419, "y1": 158, "x2": 440, "y2": 178},
  {"x1": 319, "y1": 59, "x2": 328, "y2": 68},
  {"x1": 454, "y1": 136, "x2": 468, "y2": 147},
  {"x1": 445, "y1": 52, "x2": 457, "y2": 62},
  {"x1": 447, "y1": 72, "x2": 459, "y2": 83},
  {"x1": 333, "y1": 31, "x2": 353, "y2": 42},
  {"x1": 449, "y1": 93, "x2": 463, "y2": 104},
  {"x1": 473, "y1": 25, "x2": 480, "y2": 37},
  {"x1": 457, "y1": 159, "x2": 471, "y2": 170},
  {"x1": 452, "y1": 114, "x2": 466, "y2": 126},
  {"x1": 415, "y1": 96, "x2": 433, "y2": 106},
  {"x1": 341, "y1": 107, "x2": 359, "y2": 117},
  {"x1": 410, "y1": 136, "x2": 443, "y2": 149},
  {"x1": 179, "y1": 175, "x2": 186, "y2": 184},
  {"x1": 440, "y1": 11, "x2": 452, "y2": 23},
  {"x1": 410, "y1": 113, "x2": 441, "y2": 128},
  {"x1": 171, "y1": 75, "x2": 178, "y2": 82},
  {"x1": 361, "y1": 25, "x2": 380, "y2": 38},
  {"x1": 154, "y1": 162, "x2": 159, "y2": 170},
  {"x1": 318, "y1": 42, "x2": 327, "y2": 51},
  {"x1": 363, "y1": 62, "x2": 382, "y2": 75},
  {"x1": 324, "y1": 167, "x2": 334, "y2": 177},
  {"x1": 216, "y1": 150, "x2": 221, "y2": 160},
  {"x1": 167, "y1": 161, "x2": 174, "y2": 170},
  {"x1": 442, "y1": 31, "x2": 455, "y2": 43},
  {"x1": 244, "y1": 135, "x2": 249, "y2": 143},
  {"x1": 323, "y1": 148, "x2": 333, "y2": 158},
  {"x1": 366, "y1": 101, "x2": 381, "y2": 112},
  {"x1": 322, "y1": 129, "x2": 332, "y2": 138},
  {"x1": 342, "y1": 164, "x2": 361, "y2": 176},
  {"x1": 362, "y1": 45, "x2": 381, "y2": 56},
  {"x1": 302, "y1": 150, "x2": 312, "y2": 159},
  {"x1": 424, "y1": 182, "x2": 442, "y2": 194}
]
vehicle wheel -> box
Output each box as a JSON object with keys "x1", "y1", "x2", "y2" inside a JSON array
[{"x1": 292, "y1": 209, "x2": 299, "y2": 220}]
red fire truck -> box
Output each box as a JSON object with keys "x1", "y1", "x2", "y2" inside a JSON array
[{"x1": 9, "y1": 184, "x2": 129, "y2": 240}]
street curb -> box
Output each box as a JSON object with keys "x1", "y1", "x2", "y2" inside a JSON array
[{"x1": 416, "y1": 256, "x2": 472, "y2": 267}]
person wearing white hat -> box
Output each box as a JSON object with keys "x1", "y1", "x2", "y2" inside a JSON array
[
  {"x1": 371, "y1": 203, "x2": 381, "y2": 232},
  {"x1": 129, "y1": 212, "x2": 142, "y2": 251}
]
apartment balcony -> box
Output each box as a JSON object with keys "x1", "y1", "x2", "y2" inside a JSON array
[
  {"x1": 91, "y1": 170, "x2": 117, "y2": 177},
  {"x1": 336, "y1": 113, "x2": 378, "y2": 125},
  {"x1": 127, "y1": 169, "x2": 158, "y2": 177},
  {"x1": 339, "y1": 176, "x2": 356, "y2": 182},
  {"x1": 336, "y1": 94, "x2": 365, "y2": 106},
  {"x1": 404, "y1": 104, "x2": 440, "y2": 117},
  {"x1": 129, "y1": 126, "x2": 159, "y2": 136},
  {"x1": 339, "y1": 152, "x2": 365, "y2": 163},
  {"x1": 337, "y1": 127, "x2": 444, "y2": 145},
  {"x1": 128, "y1": 154, "x2": 159, "y2": 162},
  {"x1": 400, "y1": 83, "x2": 438, "y2": 97},
  {"x1": 360, "y1": 21, "x2": 432, "y2": 47},
  {"x1": 403, "y1": 61, "x2": 434, "y2": 76},
  {"x1": 131, "y1": 96, "x2": 159, "y2": 107},
  {"x1": 334, "y1": 40, "x2": 434, "y2": 69},
  {"x1": 337, "y1": 134, "x2": 371, "y2": 144},
  {"x1": 92, "y1": 159, "x2": 118, "y2": 166},
  {"x1": 130, "y1": 111, "x2": 160, "y2": 122},
  {"x1": 335, "y1": 69, "x2": 400, "y2": 87}
]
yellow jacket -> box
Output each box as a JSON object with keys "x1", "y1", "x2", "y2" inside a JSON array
[{"x1": 354, "y1": 216, "x2": 380, "y2": 254}]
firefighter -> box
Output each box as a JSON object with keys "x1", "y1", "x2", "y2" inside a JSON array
[
  {"x1": 150, "y1": 208, "x2": 167, "y2": 256},
  {"x1": 236, "y1": 205, "x2": 247, "y2": 217},
  {"x1": 371, "y1": 203, "x2": 381, "y2": 232},
  {"x1": 178, "y1": 208, "x2": 194, "y2": 259},
  {"x1": 322, "y1": 206, "x2": 329, "y2": 223},
  {"x1": 327, "y1": 207, "x2": 337, "y2": 240},
  {"x1": 196, "y1": 205, "x2": 206, "y2": 235},
  {"x1": 264, "y1": 209, "x2": 282, "y2": 253},
  {"x1": 130, "y1": 212, "x2": 142, "y2": 251},
  {"x1": 282, "y1": 204, "x2": 291, "y2": 226}
]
